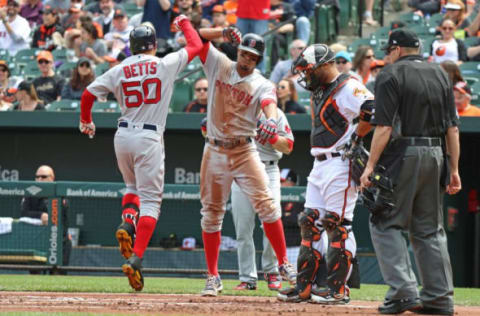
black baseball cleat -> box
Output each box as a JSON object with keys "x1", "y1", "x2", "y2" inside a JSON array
[
  {"x1": 122, "y1": 254, "x2": 144, "y2": 291},
  {"x1": 413, "y1": 306, "x2": 454, "y2": 315},
  {"x1": 378, "y1": 297, "x2": 422, "y2": 314},
  {"x1": 116, "y1": 221, "x2": 135, "y2": 259}
]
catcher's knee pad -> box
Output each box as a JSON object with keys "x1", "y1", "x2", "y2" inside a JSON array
[
  {"x1": 296, "y1": 242, "x2": 324, "y2": 299},
  {"x1": 298, "y1": 208, "x2": 321, "y2": 241}
]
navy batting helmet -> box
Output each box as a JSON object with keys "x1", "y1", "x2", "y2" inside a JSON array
[
  {"x1": 238, "y1": 33, "x2": 265, "y2": 64},
  {"x1": 291, "y1": 44, "x2": 335, "y2": 91},
  {"x1": 130, "y1": 24, "x2": 157, "y2": 55}
]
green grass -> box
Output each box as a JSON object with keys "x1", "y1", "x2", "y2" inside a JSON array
[{"x1": 0, "y1": 275, "x2": 479, "y2": 306}]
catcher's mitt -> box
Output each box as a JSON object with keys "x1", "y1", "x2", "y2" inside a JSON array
[{"x1": 343, "y1": 141, "x2": 369, "y2": 186}]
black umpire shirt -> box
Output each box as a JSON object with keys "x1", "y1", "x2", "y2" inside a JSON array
[{"x1": 372, "y1": 54, "x2": 459, "y2": 136}]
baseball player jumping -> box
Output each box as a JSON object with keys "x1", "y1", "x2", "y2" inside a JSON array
[
  {"x1": 277, "y1": 44, "x2": 374, "y2": 304},
  {"x1": 196, "y1": 28, "x2": 297, "y2": 297},
  {"x1": 79, "y1": 17, "x2": 202, "y2": 291},
  {"x1": 231, "y1": 108, "x2": 294, "y2": 291}
]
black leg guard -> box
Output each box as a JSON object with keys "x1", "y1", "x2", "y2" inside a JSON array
[
  {"x1": 347, "y1": 257, "x2": 360, "y2": 289},
  {"x1": 295, "y1": 208, "x2": 323, "y2": 299},
  {"x1": 322, "y1": 212, "x2": 353, "y2": 297}
]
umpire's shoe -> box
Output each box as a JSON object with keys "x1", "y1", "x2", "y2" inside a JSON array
[
  {"x1": 122, "y1": 254, "x2": 144, "y2": 291},
  {"x1": 378, "y1": 297, "x2": 422, "y2": 314},
  {"x1": 277, "y1": 287, "x2": 309, "y2": 303},
  {"x1": 279, "y1": 261, "x2": 297, "y2": 285},
  {"x1": 116, "y1": 221, "x2": 135, "y2": 259},
  {"x1": 201, "y1": 275, "x2": 223, "y2": 297}
]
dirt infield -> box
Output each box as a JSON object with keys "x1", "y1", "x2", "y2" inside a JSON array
[{"x1": 1, "y1": 292, "x2": 479, "y2": 315}]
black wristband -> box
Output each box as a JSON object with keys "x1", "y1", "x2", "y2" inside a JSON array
[{"x1": 351, "y1": 133, "x2": 362, "y2": 143}]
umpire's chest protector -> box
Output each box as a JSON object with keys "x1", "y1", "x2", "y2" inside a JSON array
[{"x1": 311, "y1": 74, "x2": 351, "y2": 148}]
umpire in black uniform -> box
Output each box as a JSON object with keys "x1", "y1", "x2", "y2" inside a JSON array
[{"x1": 360, "y1": 29, "x2": 461, "y2": 315}]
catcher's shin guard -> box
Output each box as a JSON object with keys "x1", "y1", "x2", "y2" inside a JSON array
[
  {"x1": 295, "y1": 208, "x2": 323, "y2": 299},
  {"x1": 323, "y1": 212, "x2": 353, "y2": 296}
]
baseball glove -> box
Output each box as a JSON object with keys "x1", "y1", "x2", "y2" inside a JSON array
[
  {"x1": 222, "y1": 26, "x2": 242, "y2": 46},
  {"x1": 343, "y1": 141, "x2": 369, "y2": 186}
]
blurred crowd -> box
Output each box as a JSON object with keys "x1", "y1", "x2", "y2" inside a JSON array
[{"x1": 1, "y1": 0, "x2": 480, "y2": 116}]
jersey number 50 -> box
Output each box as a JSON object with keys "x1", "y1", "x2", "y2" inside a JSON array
[{"x1": 121, "y1": 78, "x2": 162, "y2": 108}]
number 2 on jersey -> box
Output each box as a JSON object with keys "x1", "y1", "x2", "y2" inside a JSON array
[{"x1": 122, "y1": 78, "x2": 162, "y2": 108}]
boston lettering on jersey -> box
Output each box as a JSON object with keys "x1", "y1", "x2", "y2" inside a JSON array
[
  {"x1": 123, "y1": 61, "x2": 158, "y2": 78},
  {"x1": 215, "y1": 79, "x2": 253, "y2": 106}
]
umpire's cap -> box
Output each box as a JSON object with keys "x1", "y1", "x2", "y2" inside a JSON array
[
  {"x1": 238, "y1": 33, "x2": 265, "y2": 63},
  {"x1": 130, "y1": 24, "x2": 157, "y2": 55},
  {"x1": 382, "y1": 28, "x2": 420, "y2": 51}
]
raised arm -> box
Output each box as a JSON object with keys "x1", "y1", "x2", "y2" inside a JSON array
[{"x1": 174, "y1": 15, "x2": 203, "y2": 62}]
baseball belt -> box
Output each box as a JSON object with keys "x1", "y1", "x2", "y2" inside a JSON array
[
  {"x1": 205, "y1": 137, "x2": 252, "y2": 149},
  {"x1": 118, "y1": 121, "x2": 157, "y2": 131}
]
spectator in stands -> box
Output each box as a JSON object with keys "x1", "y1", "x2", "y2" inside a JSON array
[
  {"x1": 431, "y1": 18, "x2": 467, "y2": 64},
  {"x1": 65, "y1": 15, "x2": 104, "y2": 49},
  {"x1": 408, "y1": 0, "x2": 441, "y2": 17},
  {"x1": 183, "y1": 77, "x2": 208, "y2": 113},
  {"x1": 19, "y1": 0, "x2": 43, "y2": 27},
  {"x1": 363, "y1": 0, "x2": 379, "y2": 26},
  {"x1": 352, "y1": 45, "x2": 375, "y2": 85},
  {"x1": 269, "y1": 0, "x2": 295, "y2": 67},
  {"x1": 0, "y1": 0, "x2": 31, "y2": 55},
  {"x1": 139, "y1": 0, "x2": 172, "y2": 41},
  {"x1": 440, "y1": 60, "x2": 464, "y2": 85},
  {"x1": 93, "y1": 0, "x2": 117, "y2": 35},
  {"x1": 223, "y1": 0, "x2": 237, "y2": 25},
  {"x1": 277, "y1": 78, "x2": 306, "y2": 114},
  {"x1": 366, "y1": 59, "x2": 385, "y2": 93},
  {"x1": 444, "y1": 0, "x2": 470, "y2": 31},
  {"x1": 13, "y1": 81, "x2": 45, "y2": 111},
  {"x1": 235, "y1": 0, "x2": 269, "y2": 72},
  {"x1": 104, "y1": 8, "x2": 133, "y2": 59},
  {"x1": 279, "y1": 168, "x2": 301, "y2": 265},
  {"x1": 32, "y1": 50, "x2": 65, "y2": 105},
  {"x1": 270, "y1": 39, "x2": 306, "y2": 84},
  {"x1": 31, "y1": 7, "x2": 65, "y2": 50},
  {"x1": 61, "y1": 57, "x2": 94, "y2": 100},
  {"x1": 329, "y1": 42, "x2": 348, "y2": 53},
  {"x1": 292, "y1": 0, "x2": 315, "y2": 44},
  {"x1": 0, "y1": 89, "x2": 11, "y2": 110},
  {"x1": 334, "y1": 51, "x2": 354, "y2": 75},
  {"x1": 211, "y1": 4, "x2": 228, "y2": 28},
  {"x1": 173, "y1": 0, "x2": 203, "y2": 28},
  {"x1": 453, "y1": 81, "x2": 480, "y2": 116},
  {"x1": 0, "y1": 60, "x2": 21, "y2": 105},
  {"x1": 20, "y1": 165, "x2": 72, "y2": 270},
  {"x1": 201, "y1": 0, "x2": 224, "y2": 22},
  {"x1": 74, "y1": 21, "x2": 108, "y2": 64},
  {"x1": 44, "y1": 0, "x2": 71, "y2": 14},
  {"x1": 60, "y1": 0, "x2": 83, "y2": 30}
]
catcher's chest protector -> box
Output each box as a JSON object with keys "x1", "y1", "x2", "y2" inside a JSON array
[{"x1": 311, "y1": 74, "x2": 351, "y2": 148}]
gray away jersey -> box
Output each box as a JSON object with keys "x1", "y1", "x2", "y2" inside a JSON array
[
  {"x1": 256, "y1": 108, "x2": 294, "y2": 161},
  {"x1": 202, "y1": 43, "x2": 277, "y2": 140},
  {"x1": 87, "y1": 50, "x2": 188, "y2": 128}
]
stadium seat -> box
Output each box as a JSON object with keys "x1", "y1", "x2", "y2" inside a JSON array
[
  {"x1": 463, "y1": 37, "x2": 479, "y2": 48},
  {"x1": 14, "y1": 48, "x2": 41, "y2": 67},
  {"x1": 464, "y1": 76, "x2": 479, "y2": 86},
  {"x1": 51, "y1": 48, "x2": 69, "y2": 62},
  {"x1": 407, "y1": 24, "x2": 436, "y2": 37},
  {"x1": 95, "y1": 62, "x2": 111, "y2": 76},
  {"x1": 398, "y1": 12, "x2": 424, "y2": 25},
  {"x1": 420, "y1": 36, "x2": 436, "y2": 58},
  {"x1": 93, "y1": 100, "x2": 119, "y2": 112},
  {"x1": 170, "y1": 79, "x2": 193, "y2": 112},
  {"x1": 428, "y1": 13, "x2": 444, "y2": 26},
  {"x1": 0, "y1": 49, "x2": 10, "y2": 62},
  {"x1": 348, "y1": 38, "x2": 372, "y2": 53},
  {"x1": 470, "y1": 81, "x2": 480, "y2": 105},
  {"x1": 123, "y1": 2, "x2": 143, "y2": 17},
  {"x1": 460, "y1": 62, "x2": 480, "y2": 75},
  {"x1": 22, "y1": 61, "x2": 41, "y2": 80},
  {"x1": 56, "y1": 61, "x2": 77, "y2": 78},
  {"x1": 47, "y1": 99, "x2": 80, "y2": 111}
]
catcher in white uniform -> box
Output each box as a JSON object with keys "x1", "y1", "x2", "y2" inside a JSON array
[
  {"x1": 196, "y1": 29, "x2": 297, "y2": 297},
  {"x1": 231, "y1": 108, "x2": 294, "y2": 291},
  {"x1": 278, "y1": 44, "x2": 374, "y2": 304},
  {"x1": 79, "y1": 17, "x2": 202, "y2": 291}
]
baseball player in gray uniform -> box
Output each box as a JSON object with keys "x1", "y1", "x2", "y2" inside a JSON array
[
  {"x1": 232, "y1": 108, "x2": 294, "y2": 291},
  {"x1": 196, "y1": 29, "x2": 297, "y2": 297},
  {"x1": 79, "y1": 17, "x2": 202, "y2": 291}
]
